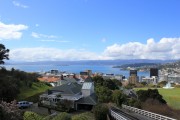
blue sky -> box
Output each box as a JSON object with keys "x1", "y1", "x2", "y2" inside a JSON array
[{"x1": 0, "y1": 0, "x2": 180, "y2": 61}]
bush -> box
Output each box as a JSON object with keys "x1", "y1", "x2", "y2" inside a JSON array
[
  {"x1": 158, "y1": 81, "x2": 167, "y2": 87},
  {"x1": 23, "y1": 111, "x2": 43, "y2": 120},
  {"x1": 93, "y1": 104, "x2": 108, "y2": 120},
  {"x1": 72, "y1": 114, "x2": 88, "y2": 120},
  {"x1": 175, "y1": 84, "x2": 180, "y2": 88},
  {"x1": 52, "y1": 112, "x2": 71, "y2": 120},
  {"x1": 127, "y1": 98, "x2": 141, "y2": 108}
]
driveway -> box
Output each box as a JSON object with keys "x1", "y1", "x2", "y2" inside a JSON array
[{"x1": 24, "y1": 103, "x2": 60, "y2": 116}]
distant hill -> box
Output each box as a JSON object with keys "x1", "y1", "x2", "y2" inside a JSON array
[
  {"x1": 159, "y1": 60, "x2": 180, "y2": 69},
  {"x1": 5, "y1": 59, "x2": 177, "y2": 66},
  {"x1": 116, "y1": 63, "x2": 159, "y2": 68}
]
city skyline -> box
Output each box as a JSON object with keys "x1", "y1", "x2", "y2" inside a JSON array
[{"x1": 0, "y1": 0, "x2": 180, "y2": 61}]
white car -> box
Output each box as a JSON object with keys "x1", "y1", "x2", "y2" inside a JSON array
[{"x1": 17, "y1": 101, "x2": 33, "y2": 108}]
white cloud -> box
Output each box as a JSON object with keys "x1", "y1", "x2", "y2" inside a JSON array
[
  {"x1": 13, "y1": 1, "x2": 29, "y2": 8},
  {"x1": 10, "y1": 47, "x2": 100, "y2": 61},
  {"x1": 9, "y1": 38, "x2": 180, "y2": 61},
  {"x1": 0, "y1": 21, "x2": 28, "y2": 40},
  {"x1": 31, "y1": 32, "x2": 57, "y2": 39},
  {"x1": 103, "y1": 38, "x2": 180, "y2": 60}
]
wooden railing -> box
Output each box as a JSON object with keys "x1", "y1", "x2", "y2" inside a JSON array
[
  {"x1": 110, "y1": 109, "x2": 127, "y2": 120},
  {"x1": 122, "y1": 104, "x2": 176, "y2": 120}
]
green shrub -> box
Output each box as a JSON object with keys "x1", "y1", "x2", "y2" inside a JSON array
[
  {"x1": 52, "y1": 112, "x2": 71, "y2": 120},
  {"x1": 72, "y1": 114, "x2": 88, "y2": 120},
  {"x1": 93, "y1": 104, "x2": 108, "y2": 120},
  {"x1": 112, "y1": 90, "x2": 127, "y2": 107},
  {"x1": 23, "y1": 111, "x2": 43, "y2": 120}
]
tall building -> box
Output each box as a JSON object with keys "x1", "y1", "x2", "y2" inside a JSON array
[
  {"x1": 130, "y1": 70, "x2": 137, "y2": 76},
  {"x1": 129, "y1": 69, "x2": 138, "y2": 84},
  {"x1": 129, "y1": 75, "x2": 139, "y2": 84},
  {"x1": 150, "y1": 68, "x2": 158, "y2": 77}
]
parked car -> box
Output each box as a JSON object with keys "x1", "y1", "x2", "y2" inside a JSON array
[{"x1": 17, "y1": 101, "x2": 33, "y2": 108}]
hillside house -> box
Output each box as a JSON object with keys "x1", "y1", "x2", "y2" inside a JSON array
[{"x1": 39, "y1": 77, "x2": 97, "y2": 110}]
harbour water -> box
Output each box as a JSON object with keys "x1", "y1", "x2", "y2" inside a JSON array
[{"x1": 3, "y1": 65, "x2": 149, "y2": 78}]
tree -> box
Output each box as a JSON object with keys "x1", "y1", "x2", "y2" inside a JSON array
[
  {"x1": 127, "y1": 98, "x2": 141, "y2": 108},
  {"x1": 0, "y1": 100, "x2": 23, "y2": 120},
  {"x1": 0, "y1": 44, "x2": 9, "y2": 64},
  {"x1": 56, "y1": 99, "x2": 73, "y2": 112},
  {"x1": 0, "y1": 76, "x2": 19, "y2": 102},
  {"x1": 103, "y1": 79, "x2": 118, "y2": 90},
  {"x1": 93, "y1": 104, "x2": 108, "y2": 120},
  {"x1": 112, "y1": 90, "x2": 127, "y2": 106},
  {"x1": 93, "y1": 76, "x2": 104, "y2": 86},
  {"x1": 141, "y1": 81, "x2": 147, "y2": 86},
  {"x1": 112, "y1": 79, "x2": 122, "y2": 87},
  {"x1": 137, "y1": 89, "x2": 166, "y2": 104},
  {"x1": 95, "y1": 86, "x2": 112, "y2": 103}
]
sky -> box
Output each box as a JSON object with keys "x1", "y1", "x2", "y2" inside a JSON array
[{"x1": 0, "y1": 0, "x2": 180, "y2": 61}]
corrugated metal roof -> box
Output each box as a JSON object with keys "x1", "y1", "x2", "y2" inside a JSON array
[{"x1": 82, "y1": 82, "x2": 92, "y2": 89}]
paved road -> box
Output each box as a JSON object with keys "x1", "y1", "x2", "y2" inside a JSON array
[{"x1": 24, "y1": 103, "x2": 59, "y2": 116}]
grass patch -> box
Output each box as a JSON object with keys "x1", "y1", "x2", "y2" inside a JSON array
[
  {"x1": 17, "y1": 82, "x2": 51, "y2": 101},
  {"x1": 134, "y1": 88, "x2": 180, "y2": 110}
]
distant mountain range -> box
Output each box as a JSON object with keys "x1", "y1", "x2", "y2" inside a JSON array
[{"x1": 5, "y1": 59, "x2": 178, "y2": 66}]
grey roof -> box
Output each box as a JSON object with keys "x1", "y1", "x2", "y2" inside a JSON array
[
  {"x1": 76, "y1": 93, "x2": 97, "y2": 105},
  {"x1": 51, "y1": 82, "x2": 82, "y2": 95},
  {"x1": 84, "y1": 76, "x2": 93, "y2": 82},
  {"x1": 59, "y1": 79, "x2": 69, "y2": 85},
  {"x1": 59, "y1": 77, "x2": 78, "y2": 85},
  {"x1": 63, "y1": 77, "x2": 79, "y2": 83}
]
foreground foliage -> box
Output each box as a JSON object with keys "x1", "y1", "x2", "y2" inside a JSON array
[
  {"x1": 0, "y1": 100, "x2": 23, "y2": 120},
  {"x1": 24, "y1": 111, "x2": 72, "y2": 120},
  {"x1": 72, "y1": 112, "x2": 94, "y2": 120},
  {"x1": 92, "y1": 104, "x2": 108, "y2": 120}
]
